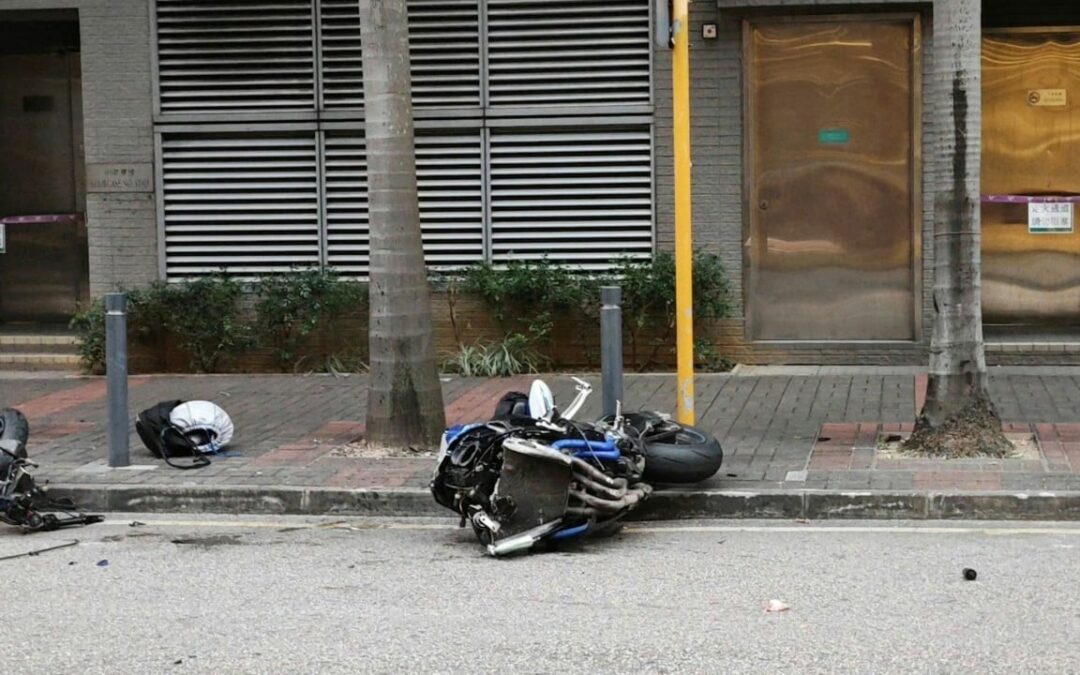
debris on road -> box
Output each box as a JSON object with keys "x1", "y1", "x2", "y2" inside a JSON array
[
  {"x1": 277, "y1": 520, "x2": 347, "y2": 533},
  {"x1": 765, "y1": 599, "x2": 791, "y2": 613},
  {"x1": 96, "y1": 559, "x2": 109, "y2": 567},
  {"x1": 963, "y1": 568, "x2": 978, "y2": 581},
  {"x1": 1, "y1": 409, "x2": 104, "y2": 533},
  {"x1": 170, "y1": 534, "x2": 243, "y2": 547},
  {"x1": 0, "y1": 539, "x2": 79, "y2": 562}
]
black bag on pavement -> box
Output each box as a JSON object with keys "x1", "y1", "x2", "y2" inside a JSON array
[
  {"x1": 492, "y1": 391, "x2": 530, "y2": 422},
  {"x1": 135, "y1": 400, "x2": 211, "y2": 470}
]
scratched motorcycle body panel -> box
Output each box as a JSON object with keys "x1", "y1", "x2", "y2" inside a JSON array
[{"x1": 492, "y1": 445, "x2": 572, "y2": 540}]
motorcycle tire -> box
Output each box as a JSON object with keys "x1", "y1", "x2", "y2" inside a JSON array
[
  {"x1": 0, "y1": 408, "x2": 29, "y2": 456},
  {"x1": 642, "y1": 424, "x2": 723, "y2": 484}
]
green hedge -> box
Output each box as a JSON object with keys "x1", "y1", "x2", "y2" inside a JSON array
[
  {"x1": 73, "y1": 256, "x2": 733, "y2": 375},
  {"x1": 443, "y1": 252, "x2": 733, "y2": 375},
  {"x1": 71, "y1": 271, "x2": 368, "y2": 374}
]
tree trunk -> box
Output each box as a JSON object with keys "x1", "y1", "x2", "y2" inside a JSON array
[
  {"x1": 361, "y1": 0, "x2": 446, "y2": 450},
  {"x1": 907, "y1": 0, "x2": 1009, "y2": 457}
]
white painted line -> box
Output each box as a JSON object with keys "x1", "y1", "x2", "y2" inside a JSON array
[
  {"x1": 625, "y1": 525, "x2": 1080, "y2": 536},
  {"x1": 101, "y1": 519, "x2": 453, "y2": 530},
  {"x1": 96, "y1": 518, "x2": 1080, "y2": 537}
]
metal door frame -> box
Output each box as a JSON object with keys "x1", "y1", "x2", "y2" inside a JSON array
[{"x1": 741, "y1": 12, "x2": 924, "y2": 345}]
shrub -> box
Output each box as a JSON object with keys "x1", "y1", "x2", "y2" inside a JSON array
[
  {"x1": 442, "y1": 335, "x2": 545, "y2": 377},
  {"x1": 450, "y1": 252, "x2": 732, "y2": 372},
  {"x1": 161, "y1": 275, "x2": 255, "y2": 373},
  {"x1": 255, "y1": 269, "x2": 366, "y2": 372},
  {"x1": 71, "y1": 276, "x2": 255, "y2": 374},
  {"x1": 69, "y1": 282, "x2": 175, "y2": 374},
  {"x1": 456, "y1": 259, "x2": 603, "y2": 366},
  {"x1": 70, "y1": 298, "x2": 107, "y2": 374},
  {"x1": 615, "y1": 251, "x2": 732, "y2": 371}
]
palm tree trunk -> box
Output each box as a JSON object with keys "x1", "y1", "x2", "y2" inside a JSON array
[
  {"x1": 908, "y1": 0, "x2": 1009, "y2": 457},
  {"x1": 361, "y1": 0, "x2": 445, "y2": 449}
]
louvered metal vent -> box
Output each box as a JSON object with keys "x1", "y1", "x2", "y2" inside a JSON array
[
  {"x1": 489, "y1": 128, "x2": 653, "y2": 268},
  {"x1": 161, "y1": 135, "x2": 321, "y2": 279},
  {"x1": 417, "y1": 132, "x2": 485, "y2": 269},
  {"x1": 156, "y1": 0, "x2": 316, "y2": 113},
  {"x1": 323, "y1": 133, "x2": 369, "y2": 276},
  {"x1": 324, "y1": 131, "x2": 485, "y2": 278},
  {"x1": 155, "y1": 1, "x2": 655, "y2": 279},
  {"x1": 486, "y1": 0, "x2": 651, "y2": 107},
  {"x1": 318, "y1": 0, "x2": 363, "y2": 108},
  {"x1": 408, "y1": 0, "x2": 481, "y2": 107}
]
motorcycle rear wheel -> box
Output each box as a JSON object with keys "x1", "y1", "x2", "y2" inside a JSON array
[{"x1": 641, "y1": 424, "x2": 723, "y2": 484}]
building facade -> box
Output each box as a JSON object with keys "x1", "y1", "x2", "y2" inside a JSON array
[{"x1": 0, "y1": 0, "x2": 1077, "y2": 364}]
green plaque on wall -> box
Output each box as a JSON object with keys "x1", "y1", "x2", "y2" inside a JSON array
[{"x1": 818, "y1": 128, "x2": 850, "y2": 145}]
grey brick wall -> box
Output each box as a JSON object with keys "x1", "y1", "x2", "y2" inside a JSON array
[
  {"x1": 3, "y1": 0, "x2": 158, "y2": 294},
  {"x1": 654, "y1": 0, "x2": 943, "y2": 364}
]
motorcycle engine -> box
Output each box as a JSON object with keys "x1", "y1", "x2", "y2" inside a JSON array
[{"x1": 430, "y1": 424, "x2": 505, "y2": 515}]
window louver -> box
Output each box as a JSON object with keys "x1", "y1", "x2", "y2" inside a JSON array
[
  {"x1": 417, "y1": 132, "x2": 485, "y2": 269},
  {"x1": 155, "y1": 1, "x2": 655, "y2": 279},
  {"x1": 489, "y1": 128, "x2": 653, "y2": 268},
  {"x1": 486, "y1": 0, "x2": 651, "y2": 107},
  {"x1": 324, "y1": 131, "x2": 485, "y2": 278},
  {"x1": 318, "y1": 0, "x2": 364, "y2": 108},
  {"x1": 323, "y1": 133, "x2": 369, "y2": 275},
  {"x1": 155, "y1": 0, "x2": 316, "y2": 113},
  {"x1": 408, "y1": 0, "x2": 481, "y2": 108},
  {"x1": 161, "y1": 135, "x2": 321, "y2": 279}
]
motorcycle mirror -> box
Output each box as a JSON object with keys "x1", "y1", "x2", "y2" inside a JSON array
[{"x1": 528, "y1": 380, "x2": 555, "y2": 420}]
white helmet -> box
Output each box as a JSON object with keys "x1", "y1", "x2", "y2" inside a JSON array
[{"x1": 168, "y1": 401, "x2": 234, "y2": 453}]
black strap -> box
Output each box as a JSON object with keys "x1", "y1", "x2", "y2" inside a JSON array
[{"x1": 160, "y1": 427, "x2": 211, "y2": 470}]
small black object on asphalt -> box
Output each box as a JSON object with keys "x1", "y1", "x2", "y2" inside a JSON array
[
  {"x1": 97, "y1": 559, "x2": 109, "y2": 567},
  {"x1": 963, "y1": 568, "x2": 977, "y2": 581}
]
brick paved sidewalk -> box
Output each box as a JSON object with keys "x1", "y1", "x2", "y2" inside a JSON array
[{"x1": 3, "y1": 368, "x2": 1080, "y2": 499}]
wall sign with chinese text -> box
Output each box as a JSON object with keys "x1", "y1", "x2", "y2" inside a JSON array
[
  {"x1": 86, "y1": 163, "x2": 154, "y2": 193},
  {"x1": 1027, "y1": 89, "x2": 1067, "y2": 107},
  {"x1": 1028, "y1": 202, "x2": 1074, "y2": 233}
]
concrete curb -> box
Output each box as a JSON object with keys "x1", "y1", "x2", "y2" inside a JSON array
[{"x1": 46, "y1": 483, "x2": 1080, "y2": 521}]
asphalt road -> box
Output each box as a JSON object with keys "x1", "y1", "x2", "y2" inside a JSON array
[{"x1": 1, "y1": 515, "x2": 1078, "y2": 674}]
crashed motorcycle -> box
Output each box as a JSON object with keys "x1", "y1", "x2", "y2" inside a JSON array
[
  {"x1": 0, "y1": 408, "x2": 103, "y2": 533},
  {"x1": 431, "y1": 378, "x2": 723, "y2": 556}
]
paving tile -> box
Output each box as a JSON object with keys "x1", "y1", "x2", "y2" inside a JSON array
[{"x1": 1, "y1": 371, "x2": 1077, "y2": 496}]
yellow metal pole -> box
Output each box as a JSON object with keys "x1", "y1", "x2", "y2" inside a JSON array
[{"x1": 672, "y1": 0, "x2": 695, "y2": 425}]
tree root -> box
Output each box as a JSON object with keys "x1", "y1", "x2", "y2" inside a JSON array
[{"x1": 903, "y1": 397, "x2": 1012, "y2": 459}]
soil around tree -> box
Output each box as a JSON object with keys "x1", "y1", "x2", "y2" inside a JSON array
[
  {"x1": 331, "y1": 441, "x2": 434, "y2": 459},
  {"x1": 903, "y1": 397, "x2": 1012, "y2": 459}
]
